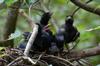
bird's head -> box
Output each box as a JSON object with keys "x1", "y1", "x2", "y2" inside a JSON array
[
  {"x1": 65, "y1": 15, "x2": 74, "y2": 25},
  {"x1": 40, "y1": 12, "x2": 52, "y2": 26}
]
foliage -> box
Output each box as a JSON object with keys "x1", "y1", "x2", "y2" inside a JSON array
[{"x1": 0, "y1": 0, "x2": 100, "y2": 65}]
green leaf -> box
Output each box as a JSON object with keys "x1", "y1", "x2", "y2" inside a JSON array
[
  {"x1": 5, "y1": 0, "x2": 17, "y2": 6},
  {"x1": 0, "y1": 47, "x2": 5, "y2": 51},
  {"x1": 53, "y1": 0, "x2": 67, "y2": 5},
  {"x1": 8, "y1": 30, "x2": 22, "y2": 40}
]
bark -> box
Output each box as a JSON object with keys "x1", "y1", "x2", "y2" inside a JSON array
[
  {"x1": 70, "y1": 0, "x2": 100, "y2": 16},
  {"x1": 3, "y1": 0, "x2": 22, "y2": 47},
  {"x1": 69, "y1": 45, "x2": 100, "y2": 61}
]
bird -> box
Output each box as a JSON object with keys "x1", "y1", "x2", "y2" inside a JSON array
[
  {"x1": 46, "y1": 30, "x2": 59, "y2": 54},
  {"x1": 54, "y1": 16, "x2": 80, "y2": 53},
  {"x1": 63, "y1": 15, "x2": 80, "y2": 44},
  {"x1": 18, "y1": 12, "x2": 52, "y2": 52},
  {"x1": 31, "y1": 12, "x2": 53, "y2": 52},
  {"x1": 18, "y1": 32, "x2": 31, "y2": 49},
  {"x1": 40, "y1": 12, "x2": 52, "y2": 27},
  {"x1": 55, "y1": 29, "x2": 65, "y2": 52}
]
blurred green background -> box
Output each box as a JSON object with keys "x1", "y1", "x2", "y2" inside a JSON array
[{"x1": 0, "y1": 0, "x2": 100, "y2": 66}]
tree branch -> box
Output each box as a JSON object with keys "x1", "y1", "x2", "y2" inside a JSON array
[
  {"x1": 42, "y1": 55, "x2": 74, "y2": 66},
  {"x1": 19, "y1": 10, "x2": 38, "y2": 56},
  {"x1": 19, "y1": 10, "x2": 35, "y2": 29},
  {"x1": 2, "y1": 0, "x2": 22, "y2": 47},
  {"x1": 41, "y1": 46, "x2": 100, "y2": 65},
  {"x1": 69, "y1": 45, "x2": 100, "y2": 61},
  {"x1": 24, "y1": 24, "x2": 38, "y2": 56},
  {"x1": 70, "y1": 0, "x2": 100, "y2": 16}
]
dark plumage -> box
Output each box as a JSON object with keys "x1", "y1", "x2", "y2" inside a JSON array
[
  {"x1": 31, "y1": 12, "x2": 52, "y2": 52},
  {"x1": 18, "y1": 14, "x2": 80, "y2": 54},
  {"x1": 18, "y1": 32, "x2": 31, "y2": 49},
  {"x1": 54, "y1": 16, "x2": 80, "y2": 52},
  {"x1": 55, "y1": 29, "x2": 64, "y2": 52},
  {"x1": 32, "y1": 28, "x2": 51, "y2": 52},
  {"x1": 23, "y1": 32, "x2": 31, "y2": 40},
  {"x1": 40, "y1": 12, "x2": 52, "y2": 26},
  {"x1": 64, "y1": 16, "x2": 80, "y2": 44},
  {"x1": 18, "y1": 12, "x2": 52, "y2": 52},
  {"x1": 47, "y1": 30, "x2": 59, "y2": 54}
]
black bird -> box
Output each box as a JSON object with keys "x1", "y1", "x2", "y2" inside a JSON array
[
  {"x1": 54, "y1": 16, "x2": 80, "y2": 52},
  {"x1": 64, "y1": 16, "x2": 80, "y2": 44},
  {"x1": 18, "y1": 32, "x2": 31, "y2": 49},
  {"x1": 55, "y1": 29, "x2": 65, "y2": 52},
  {"x1": 31, "y1": 12, "x2": 52, "y2": 52},
  {"x1": 18, "y1": 12, "x2": 52, "y2": 52},
  {"x1": 40, "y1": 12, "x2": 52, "y2": 27},
  {"x1": 32, "y1": 24, "x2": 52, "y2": 52},
  {"x1": 46, "y1": 30, "x2": 59, "y2": 54}
]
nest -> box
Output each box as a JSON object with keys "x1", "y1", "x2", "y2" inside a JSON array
[{"x1": 0, "y1": 47, "x2": 91, "y2": 66}]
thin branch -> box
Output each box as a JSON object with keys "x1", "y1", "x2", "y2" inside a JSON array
[
  {"x1": 19, "y1": 10, "x2": 39, "y2": 56},
  {"x1": 43, "y1": 55, "x2": 74, "y2": 66},
  {"x1": 19, "y1": 10, "x2": 34, "y2": 28},
  {"x1": 7, "y1": 56, "x2": 23, "y2": 66},
  {"x1": 28, "y1": 0, "x2": 40, "y2": 16},
  {"x1": 80, "y1": 59, "x2": 93, "y2": 66},
  {"x1": 35, "y1": 52, "x2": 45, "y2": 64},
  {"x1": 70, "y1": 0, "x2": 100, "y2": 16},
  {"x1": 71, "y1": 0, "x2": 92, "y2": 16},
  {"x1": 7, "y1": 56, "x2": 39, "y2": 66},
  {"x1": 24, "y1": 23, "x2": 38, "y2": 56}
]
